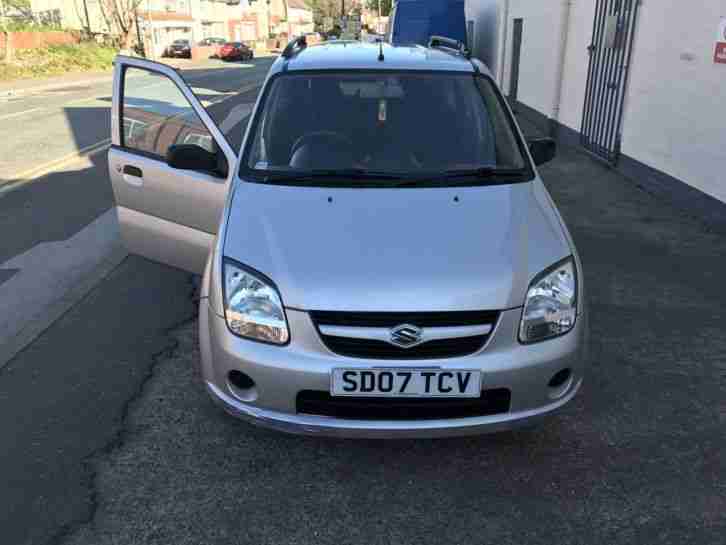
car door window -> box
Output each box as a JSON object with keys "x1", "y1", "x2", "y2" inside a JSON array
[{"x1": 122, "y1": 67, "x2": 215, "y2": 158}]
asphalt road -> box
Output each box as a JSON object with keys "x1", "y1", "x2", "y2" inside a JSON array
[
  {"x1": 0, "y1": 58, "x2": 273, "y2": 184},
  {"x1": 3, "y1": 121, "x2": 726, "y2": 544}
]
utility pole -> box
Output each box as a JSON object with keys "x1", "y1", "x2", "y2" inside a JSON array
[
  {"x1": 146, "y1": 0, "x2": 156, "y2": 60},
  {"x1": 1, "y1": 0, "x2": 12, "y2": 63},
  {"x1": 378, "y1": 0, "x2": 381, "y2": 33},
  {"x1": 135, "y1": 9, "x2": 144, "y2": 56}
]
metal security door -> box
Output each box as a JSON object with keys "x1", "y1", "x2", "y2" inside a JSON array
[{"x1": 581, "y1": 0, "x2": 640, "y2": 164}]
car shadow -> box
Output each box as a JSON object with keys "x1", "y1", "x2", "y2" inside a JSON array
[{"x1": 0, "y1": 152, "x2": 114, "y2": 265}]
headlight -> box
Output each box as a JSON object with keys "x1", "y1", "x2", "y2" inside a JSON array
[
  {"x1": 519, "y1": 257, "x2": 577, "y2": 344},
  {"x1": 223, "y1": 259, "x2": 289, "y2": 345}
]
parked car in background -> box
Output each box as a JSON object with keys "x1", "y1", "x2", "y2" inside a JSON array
[
  {"x1": 165, "y1": 39, "x2": 192, "y2": 58},
  {"x1": 199, "y1": 37, "x2": 228, "y2": 58},
  {"x1": 199, "y1": 37, "x2": 227, "y2": 47},
  {"x1": 219, "y1": 42, "x2": 254, "y2": 61}
]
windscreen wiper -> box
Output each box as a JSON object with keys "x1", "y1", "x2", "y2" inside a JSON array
[
  {"x1": 391, "y1": 167, "x2": 529, "y2": 187},
  {"x1": 259, "y1": 169, "x2": 403, "y2": 184},
  {"x1": 443, "y1": 167, "x2": 529, "y2": 178}
]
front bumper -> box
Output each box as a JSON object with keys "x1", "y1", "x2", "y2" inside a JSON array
[
  {"x1": 206, "y1": 379, "x2": 582, "y2": 438},
  {"x1": 199, "y1": 302, "x2": 588, "y2": 438}
]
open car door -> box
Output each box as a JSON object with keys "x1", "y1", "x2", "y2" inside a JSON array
[{"x1": 108, "y1": 56, "x2": 237, "y2": 274}]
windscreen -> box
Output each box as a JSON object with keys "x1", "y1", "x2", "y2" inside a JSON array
[{"x1": 244, "y1": 72, "x2": 528, "y2": 181}]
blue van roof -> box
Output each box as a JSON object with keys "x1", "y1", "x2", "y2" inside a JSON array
[{"x1": 390, "y1": 0, "x2": 467, "y2": 47}]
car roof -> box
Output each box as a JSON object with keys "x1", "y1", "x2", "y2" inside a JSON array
[{"x1": 271, "y1": 41, "x2": 493, "y2": 77}]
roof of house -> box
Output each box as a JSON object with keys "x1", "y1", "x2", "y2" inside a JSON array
[{"x1": 271, "y1": 41, "x2": 492, "y2": 76}]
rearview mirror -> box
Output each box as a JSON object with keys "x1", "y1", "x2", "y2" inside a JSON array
[
  {"x1": 528, "y1": 138, "x2": 557, "y2": 166},
  {"x1": 166, "y1": 144, "x2": 223, "y2": 176}
]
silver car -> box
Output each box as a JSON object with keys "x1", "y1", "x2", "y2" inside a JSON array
[{"x1": 109, "y1": 39, "x2": 587, "y2": 438}]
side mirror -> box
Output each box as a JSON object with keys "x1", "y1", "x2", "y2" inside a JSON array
[
  {"x1": 528, "y1": 138, "x2": 557, "y2": 166},
  {"x1": 166, "y1": 144, "x2": 223, "y2": 176}
]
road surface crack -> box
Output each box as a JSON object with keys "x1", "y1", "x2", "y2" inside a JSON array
[{"x1": 45, "y1": 276, "x2": 200, "y2": 545}]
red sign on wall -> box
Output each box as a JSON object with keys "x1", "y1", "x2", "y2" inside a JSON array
[{"x1": 715, "y1": 42, "x2": 726, "y2": 64}]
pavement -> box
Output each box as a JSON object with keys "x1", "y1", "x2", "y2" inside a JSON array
[
  {"x1": 0, "y1": 55, "x2": 269, "y2": 97},
  {"x1": 1, "y1": 70, "x2": 726, "y2": 544}
]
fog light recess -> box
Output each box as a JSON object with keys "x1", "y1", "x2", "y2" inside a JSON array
[
  {"x1": 548, "y1": 368, "x2": 572, "y2": 389},
  {"x1": 227, "y1": 370, "x2": 258, "y2": 402}
]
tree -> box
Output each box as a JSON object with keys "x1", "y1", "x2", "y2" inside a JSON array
[
  {"x1": 366, "y1": 0, "x2": 391, "y2": 17},
  {"x1": 306, "y1": 0, "x2": 340, "y2": 32},
  {"x1": 97, "y1": 0, "x2": 144, "y2": 50},
  {"x1": 1, "y1": 0, "x2": 33, "y2": 22}
]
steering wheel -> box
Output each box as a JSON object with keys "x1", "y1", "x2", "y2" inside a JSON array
[{"x1": 290, "y1": 131, "x2": 355, "y2": 163}]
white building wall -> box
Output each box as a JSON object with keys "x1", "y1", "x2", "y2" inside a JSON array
[
  {"x1": 501, "y1": 0, "x2": 567, "y2": 117},
  {"x1": 30, "y1": 0, "x2": 109, "y2": 33},
  {"x1": 619, "y1": 1, "x2": 726, "y2": 203},
  {"x1": 477, "y1": 0, "x2": 726, "y2": 204},
  {"x1": 465, "y1": 0, "x2": 500, "y2": 75},
  {"x1": 556, "y1": 0, "x2": 596, "y2": 131}
]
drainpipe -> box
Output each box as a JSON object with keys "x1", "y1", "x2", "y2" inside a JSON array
[
  {"x1": 551, "y1": 0, "x2": 573, "y2": 136},
  {"x1": 498, "y1": 0, "x2": 510, "y2": 87}
]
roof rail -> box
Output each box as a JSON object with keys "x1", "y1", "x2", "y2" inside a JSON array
[
  {"x1": 281, "y1": 35, "x2": 307, "y2": 59},
  {"x1": 428, "y1": 35, "x2": 470, "y2": 58}
]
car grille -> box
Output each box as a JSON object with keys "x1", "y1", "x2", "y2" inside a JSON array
[
  {"x1": 296, "y1": 389, "x2": 512, "y2": 420},
  {"x1": 310, "y1": 310, "x2": 499, "y2": 360}
]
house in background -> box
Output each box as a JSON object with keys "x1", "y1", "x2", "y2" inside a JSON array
[
  {"x1": 228, "y1": 0, "x2": 313, "y2": 48},
  {"x1": 194, "y1": 0, "x2": 242, "y2": 41},
  {"x1": 29, "y1": 0, "x2": 217, "y2": 54},
  {"x1": 28, "y1": 0, "x2": 311, "y2": 54},
  {"x1": 286, "y1": 0, "x2": 313, "y2": 38},
  {"x1": 29, "y1": 0, "x2": 111, "y2": 34},
  {"x1": 137, "y1": 0, "x2": 197, "y2": 58},
  {"x1": 228, "y1": 0, "x2": 285, "y2": 46}
]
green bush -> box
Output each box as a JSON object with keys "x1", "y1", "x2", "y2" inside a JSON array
[{"x1": 0, "y1": 43, "x2": 117, "y2": 81}]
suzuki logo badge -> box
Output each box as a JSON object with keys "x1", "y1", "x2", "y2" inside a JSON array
[{"x1": 389, "y1": 324, "x2": 424, "y2": 348}]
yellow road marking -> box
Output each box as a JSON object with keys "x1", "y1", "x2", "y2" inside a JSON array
[{"x1": 0, "y1": 139, "x2": 112, "y2": 197}]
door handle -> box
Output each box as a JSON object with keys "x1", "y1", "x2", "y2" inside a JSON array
[{"x1": 122, "y1": 165, "x2": 143, "y2": 187}]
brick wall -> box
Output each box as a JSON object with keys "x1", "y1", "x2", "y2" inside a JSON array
[{"x1": 0, "y1": 31, "x2": 81, "y2": 53}]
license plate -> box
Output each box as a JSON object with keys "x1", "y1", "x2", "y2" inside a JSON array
[{"x1": 331, "y1": 369, "x2": 482, "y2": 398}]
